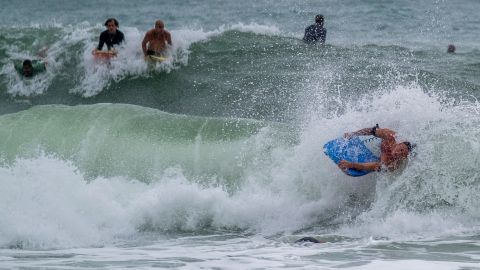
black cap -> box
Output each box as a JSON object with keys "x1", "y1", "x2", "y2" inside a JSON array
[
  {"x1": 315, "y1": 14, "x2": 324, "y2": 23},
  {"x1": 447, "y1": 44, "x2": 456, "y2": 53}
]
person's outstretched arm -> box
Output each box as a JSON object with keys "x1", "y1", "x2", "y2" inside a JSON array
[
  {"x1": 373, "y1": 128, "x2": 396, "y2": 141},
  {"x1": 344, "y1": 124, "x2": 379, "y2": 138},
  {"x1": 166, "y1": 31, "x2": 172, "y2": 46},
  {"x1": 141, "y1": 32, "x2": 149, "y2": 56},
  {"x1": 97, "y1": 32, "x2": 105, "y2": 50},
  {"x1": 338, "y1": 160, "x2": 381, "y2": 172}
]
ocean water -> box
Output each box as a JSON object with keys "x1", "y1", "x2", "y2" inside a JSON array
[{"x1": 1, "y1": 0, "x2": 480, "y2": 269}]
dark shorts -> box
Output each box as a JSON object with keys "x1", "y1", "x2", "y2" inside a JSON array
[
  {"x1": 147, "y1": 50, "x2": 167, "y2": 57},
  {"x1": 147, "y1": 50, "x2": 161, "y2": 56}
]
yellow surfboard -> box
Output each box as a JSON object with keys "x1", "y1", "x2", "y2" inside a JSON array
[{"x1": 146, "y1": 55, "x2": 168, "y2": 62}]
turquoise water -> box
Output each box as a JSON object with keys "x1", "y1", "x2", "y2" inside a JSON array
[{"x1": 1, "y1": 0, "x2": 480, "y2": 269}]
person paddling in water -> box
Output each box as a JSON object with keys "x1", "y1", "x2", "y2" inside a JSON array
[
  {"x1": 93, "y1": 18, "x2": 125, "y2": 56},
  {"x1": 142, "y1": 20, "x2": 172, "y2": 57},
  {"x1": 15, "y1": 47, "x2": 48, "y2": 77},
  {"x1": 339, "y1": 125, "x2": 414, "y2": 172}
]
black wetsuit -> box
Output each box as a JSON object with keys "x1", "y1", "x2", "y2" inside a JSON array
[
  {"x1": 96, "y1": 30, "x2": 125, "y2": 50},
  {"x1": 303, "y1": 23, "x2": 327, "y2": 44}
]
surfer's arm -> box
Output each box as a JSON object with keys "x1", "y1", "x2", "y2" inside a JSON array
[
  {"x1": 344, "y1": 125, "x2": 378, "y2": 138},
  {"x1": 338, "y1": 160, "x2": 381, "y2": 172},
  {"x1": 37, "y1": 47, "x2": 48, "y2": 58},
  {"x1": 97, "y1": 32, "x2": 105, "y2": 51},
  {"x1": 373, "y1": 128, "x2": 396, "y2": 141},
  {"x1": 166, "y1": 31, "x2": 172, "y2": 46},
  {"x1": 141, "y1": 32, "x2": 150, "y2": 56}
]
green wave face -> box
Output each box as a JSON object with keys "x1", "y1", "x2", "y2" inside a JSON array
[{"x1": 0, "y1": 104, "x2": 293, "y2": 191}]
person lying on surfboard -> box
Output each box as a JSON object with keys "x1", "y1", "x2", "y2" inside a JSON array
[
  {"x1": 92, "y1": 18, "x2": 125, "y2": 55},
  {"x1": 338, "y1": 125, "x2": 414, "y2": 172},
  {"x1": 16, "y1": 59, "x2": 45, "y2": 77},
  {"x1": 142, "y1": 20, "x2": 172, "y2": 57},
  {"x1": 15, "y1": 47, "x2": 48, "y2": 77}
]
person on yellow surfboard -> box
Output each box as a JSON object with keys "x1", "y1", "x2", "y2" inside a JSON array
[{"x1": 142, "y1": 20, "x2": 172, "y2": 60}]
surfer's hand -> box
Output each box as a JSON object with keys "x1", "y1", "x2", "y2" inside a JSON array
[{"x1": 338, "y1": 160, "x2": 351, "y2": 170}]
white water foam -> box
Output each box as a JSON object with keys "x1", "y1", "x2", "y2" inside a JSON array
[
  {"x1": 0, "y1": 154, "x2": 316, "y2": 249},
  {"x1": 1, "y1": 22, "x2": 285, "y2": 97},
  {"x1": 58, "y1": 22, "x2": 282, "y2": 97},
  {"x1": 0, "y1": 29, "x2": 63, "y2": 97},
  {"x1": 297, "y1": 82, "x2": 480, "y2": 241},
  {"x1": 70, "y1": 22, "x2": 283, "y2": 97},
  {"x1": 1, "y1": 83, "x2": 479, "y2": 249}
]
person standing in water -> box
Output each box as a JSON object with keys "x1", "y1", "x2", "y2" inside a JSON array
[{"x1": 303, "y1": 14, "x2": 327, "y2": 44}]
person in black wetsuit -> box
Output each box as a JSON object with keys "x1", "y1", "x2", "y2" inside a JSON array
[
  {"x1": 303, "y1": 14, "x2": 327, "y2": 44},
  {"x1": 93, "y1": 18, "x2": 125, "y2": 54}
]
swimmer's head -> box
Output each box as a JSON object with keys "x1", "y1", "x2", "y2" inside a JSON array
[
  {"x1": 105, "y1": 18, "x2": 119, "y2": 33},
  {"x1": 315, "y1": 14, "x2": 324, "y2": 24},
  {"x1": 393, "y1": 141, "x2": 415, "y2": 159},
  {"x1": 447, "y1": 44, "x2": 456, "y2": 53},
  {"x1": 155, "y1": 20, "x2": 165, "y2": 29},
  {"x1": 22, "y1": 59, "x2": 33, "y2": 77}
]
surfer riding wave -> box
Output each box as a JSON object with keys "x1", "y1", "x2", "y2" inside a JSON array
[{"x1": 338, "y1": 125, "x2": 415, "y2": 172}]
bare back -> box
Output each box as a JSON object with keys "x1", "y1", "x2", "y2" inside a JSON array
[{"x1": 377, "y1": 128, "x2": 402, "y2": 170}]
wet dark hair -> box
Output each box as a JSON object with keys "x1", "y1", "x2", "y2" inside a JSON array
[
  {"x1": 104, "y1": 18, "x2": 119, "y2": 28},
  {"x1": 315, "y1": 14, "x2": 324, "y2": 24},
  {"x1": 403, "y1": 141, "x2": 416, "y2": 152},
  {"x1": 23, "y1": 59, "x2": 32, "y2": 67}
]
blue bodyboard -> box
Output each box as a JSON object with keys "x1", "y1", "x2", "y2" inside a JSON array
[{"x1": 323, "y1": 136, "x2": 380, "y2": 177}]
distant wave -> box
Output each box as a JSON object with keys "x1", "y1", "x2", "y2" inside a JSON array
[{"x1": 0, "y1": 23, "x2": 284, "y2": 98}]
